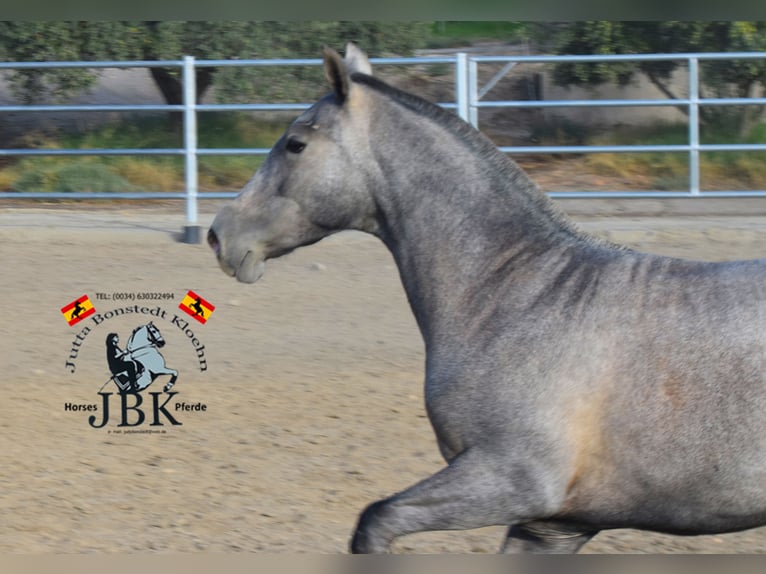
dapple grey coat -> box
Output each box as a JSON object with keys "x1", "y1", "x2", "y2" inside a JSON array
[{"x1": 208, "y1": 44, "x2": 766, "y2": 553}]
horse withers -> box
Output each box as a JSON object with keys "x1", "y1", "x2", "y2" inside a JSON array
[{"x1": 207, "y1": 44, "x2": 766, "y2": 553}]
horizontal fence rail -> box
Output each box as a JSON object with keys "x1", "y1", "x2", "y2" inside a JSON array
[{"x1": 2, "y1": 52, "x2": 766, "y2": 240}]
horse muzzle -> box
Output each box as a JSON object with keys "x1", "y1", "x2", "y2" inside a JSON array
[
  {"x1": 207, "y1": 228, "x2": 266, "y2": 284},
  {"x1": 235, "y1": 251, "x2": 266, "y2": 283}
]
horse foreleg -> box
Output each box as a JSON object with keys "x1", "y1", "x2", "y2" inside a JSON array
[
  {"x1": 134, "y1": 370, "x2": 152, "y2": 391},
  {"x1": 349, "y1": 449, "x2": 534, "y2": 553},
  {"x1": 501, "y1": 522, "x2": 597, "y2": 554},
  {"x1": 163, "y1": 370, "x2": 178, "y2": 392}
]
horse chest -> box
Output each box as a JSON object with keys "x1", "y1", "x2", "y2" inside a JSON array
[{"x1": 423, "y1": 367, "x2": 542, "y2": 455}]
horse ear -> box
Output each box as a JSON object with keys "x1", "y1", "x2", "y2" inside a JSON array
[
  {"x1": 344, "y1": 42, "x2": 372, "y2": 76},
  {"x1": 323, "y1": 46, "x2": 349, "y2": 104}
]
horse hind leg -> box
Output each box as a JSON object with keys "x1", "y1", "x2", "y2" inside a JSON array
[
  {"x1": 134, "y1": 370, "x2": 151, "y2": 391},
  {"x1": 163, "y1": 370, "x2": 179, "y2": 392},
  {"x1": 350, "y1": 449, "x2": 542, "y2": 553},
  {"x1": 501, "y1": 522, "x2": 598, "y2": 554}
]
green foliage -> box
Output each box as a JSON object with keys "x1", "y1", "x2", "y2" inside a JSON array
[
  {"x1": 0, "y1": 22, "x2": 137, "y2": 103},
  {"x1": 548, "y1": 21, "x2": 766, "y2": 92},
  {"x1": 1, "y1": 113, "x2": 289, "y2": 193},
  {"x1": 427, "y1": 22, "x2": 528, "y2": 48},
  {"x1": 10, "y1": 159, "x2": 136, "y2": 193},
  {"x1": 195, "y1": 113, "x2": 286, "y2": 187},
  {"x1": 544, "y1": 22, "x2": 766, "y2": 137},
  {"x1": 691, "y1": 22, "x2": 766, "y2": 95},
  {"x1": 4, "y1": 112, "x2": 766, "y2": 194},
  {"x1": 545, "y1": 22, "x2": 700, "y2": 88},
  {"x1": 0, "y1": 21, "x2": 434, "y2": 106},
  {"x1": 211, "y1": 22, "x2": 433, "y2": 103},
  {"x1": 583, "y1": 121, "x2": 766, "y2": 191}
]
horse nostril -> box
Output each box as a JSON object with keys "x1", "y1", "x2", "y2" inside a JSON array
[{"x1": 207, "y1": 228, "x2": 220, "y2": 256}]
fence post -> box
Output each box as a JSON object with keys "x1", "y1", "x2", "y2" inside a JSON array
[
  {"x1": 688, "y1": 56, "x2": 700, "y2": 196},
  {"x1": 468, "y1": 57, "x2": 479, "y2": 128},
  {"x1": 182, "y1": 55, "x2": 202, "y2": 243},
  {"x1": 455, "y1": 53, "x2": 470, "y2": 123}
]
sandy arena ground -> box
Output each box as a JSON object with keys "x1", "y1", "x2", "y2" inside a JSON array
[{"x1": 3, "y1": 201, "x2": 766, "y2": 554}]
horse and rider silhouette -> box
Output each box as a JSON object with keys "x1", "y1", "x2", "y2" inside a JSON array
[
  {"x1": 190, "y1": 297, "x2": 205, "y2": 318},
  {"x1": 104, "y1": 323, "x2": 178, "y2": 393},
  {"x1": 70, "y1": 299, "x2": 85, "y2": 320},
  {"x1": 106, "y1": 333, "x2": 139, "y2": 392}
]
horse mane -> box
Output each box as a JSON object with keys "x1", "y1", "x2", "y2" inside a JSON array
[
  {"x1": 350, "y1": 72, "x2": 503, "y2": 163},
  {"x1": 351, "y1": 72, "x2": 625, "y2": 249},
  {"x1": 349, "y1": 72, "x2": 614, "y2": 250}
]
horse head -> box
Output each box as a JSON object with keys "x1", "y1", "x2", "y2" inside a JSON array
[
  {"x1": 208, "y1": 43, "x2": 382, "y2": 283},
  {"x1": 127, "y1": 322, "x2": 165, "y2": 351},
  {"x1": 144, "y1": 321, "x2": 165, "y2": 348}
]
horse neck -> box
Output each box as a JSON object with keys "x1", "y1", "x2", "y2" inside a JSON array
[
  {"x1": 366, "y1": 99, "x2": 587, "y2": 341},
  {"x1": 126, "y1": 329, "x2": 145, "y2": 351}
]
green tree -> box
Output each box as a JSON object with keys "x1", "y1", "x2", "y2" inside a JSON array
[
  {"x1": 206, "y1": 21, "x2": 433, "y2": 103},
  {"x1": 0, "y1": 21, "x2": 433, "y2": 106},
  {"x1": 542, "y1": 21, "x2": 766, "y2": 137},
  {"x1": 0, "y1": 22, "x2": 136, "y2": 103}
]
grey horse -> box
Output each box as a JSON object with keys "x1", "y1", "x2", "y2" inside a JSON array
[{"x1": 208, "y1": 44, "x2": 766, "y2": 553}]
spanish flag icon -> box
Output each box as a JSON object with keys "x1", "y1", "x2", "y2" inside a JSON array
[
  {"x1": 179, "y1": 290, "x2": 215, "y2": 324},
  {"x1": 61, "y1": 294, "x2": 96, "y2": 326}
]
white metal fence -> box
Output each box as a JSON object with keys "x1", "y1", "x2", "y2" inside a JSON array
[{"x1": 1, "y1": 52, "x2": 766, "y2": 241}]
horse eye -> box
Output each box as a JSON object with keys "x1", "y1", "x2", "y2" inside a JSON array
[{"x1": 286, "y1": 137, "x2": 306, "y2": 154}]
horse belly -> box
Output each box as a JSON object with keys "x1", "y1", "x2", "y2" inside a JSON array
[
  {"x1": 559, "y1": 400, "x2": 766, "y2": 534},
  {"x1": 559, "y1": 474, "x2": 766, "y2": 535},
  {"x1": 548, "y1": 342, "x2": 766, "y2": 533}
]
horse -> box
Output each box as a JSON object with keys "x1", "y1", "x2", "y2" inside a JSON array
[
  {"x1": 207, "y1": 43, "x2": 766, "y2": 553},
  {"x1": 111, "y1": 322, "x2": 178, "y2": 392}
]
